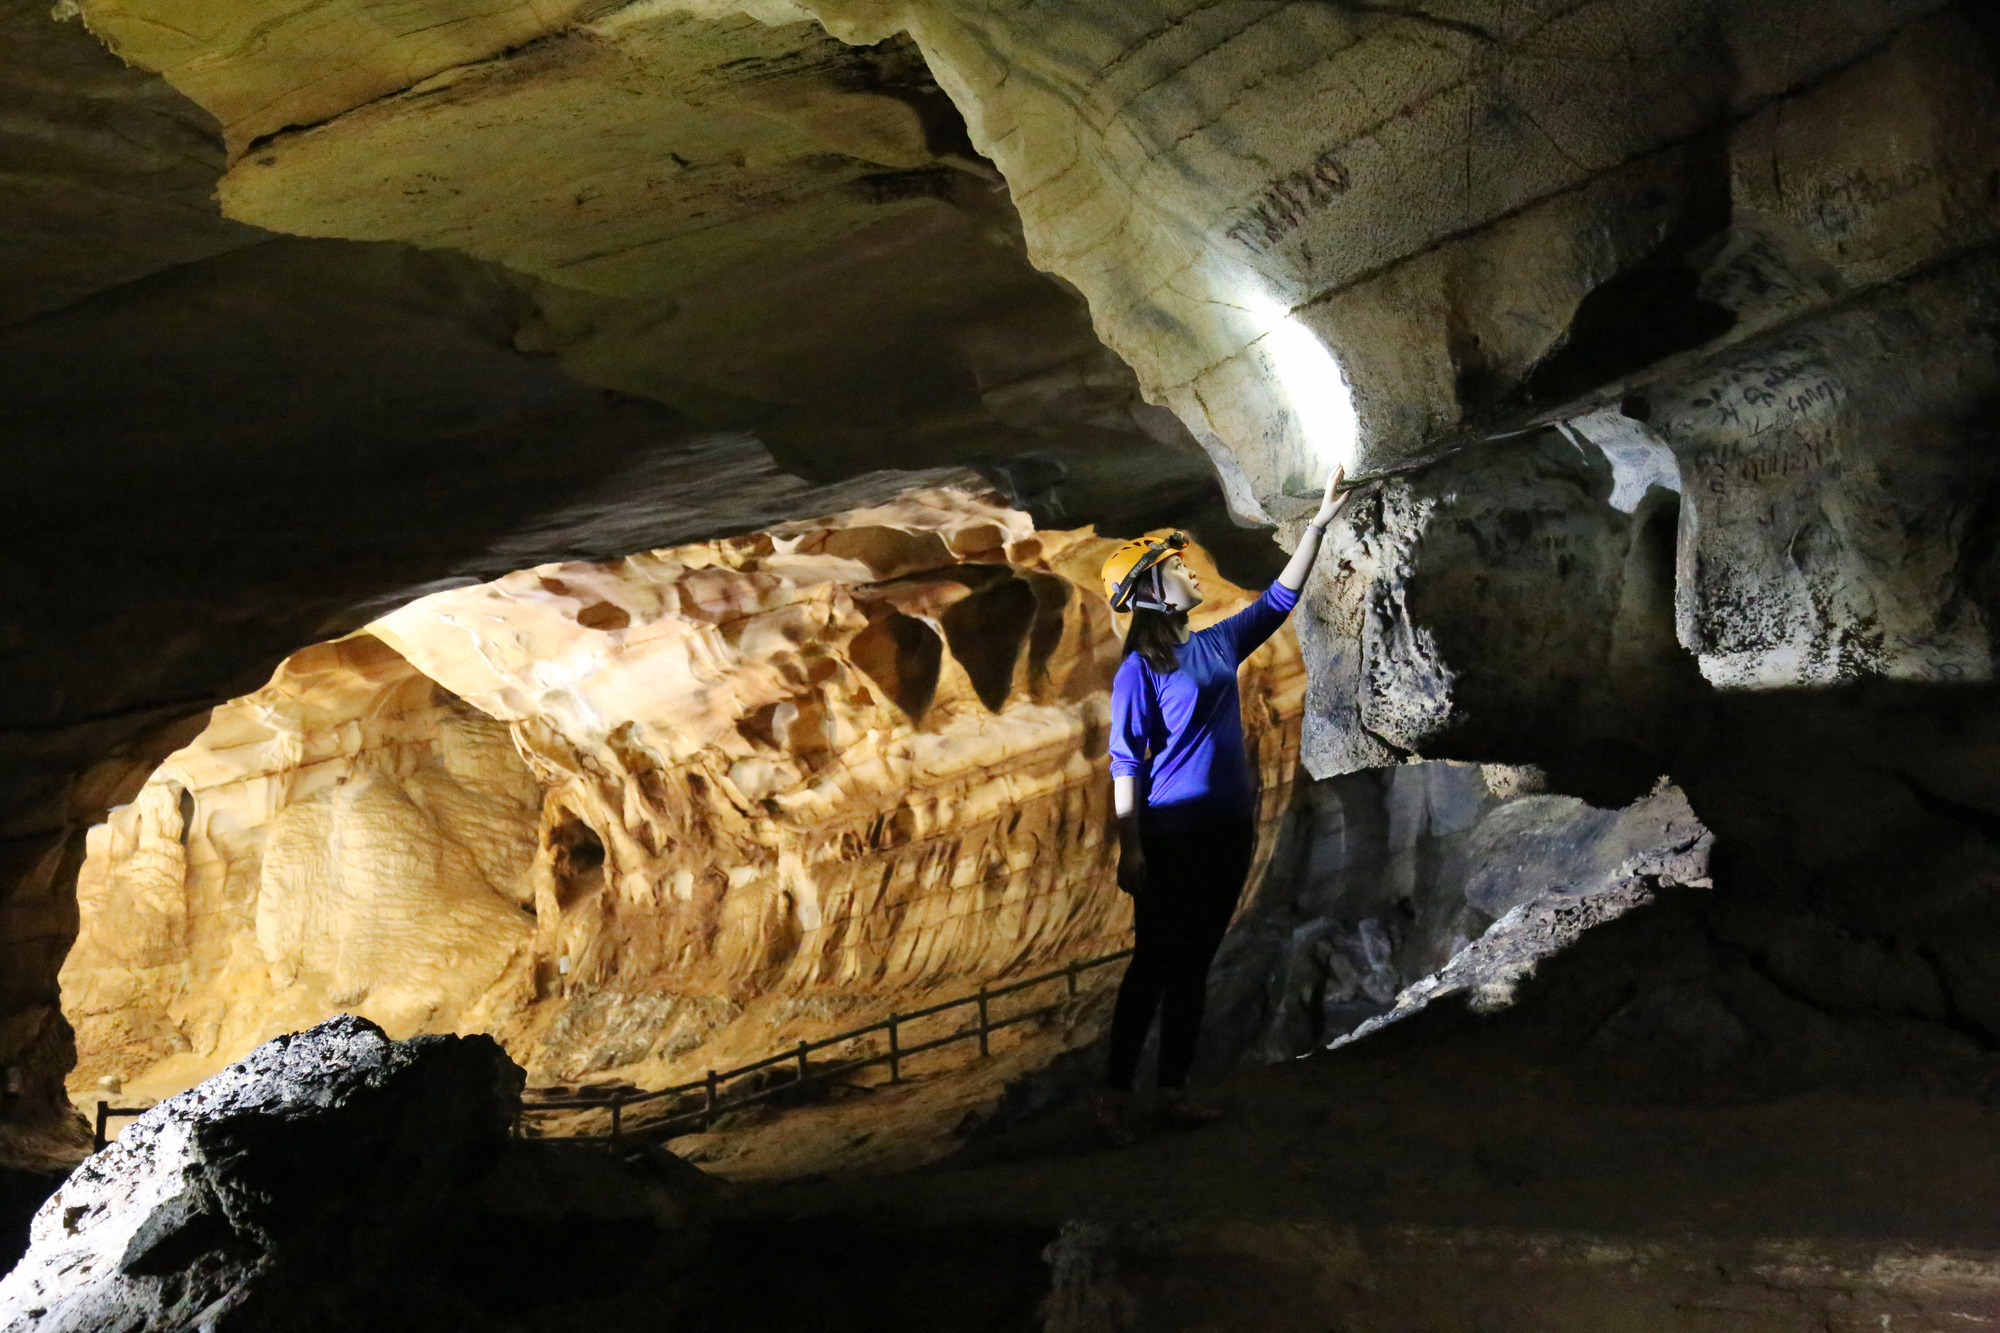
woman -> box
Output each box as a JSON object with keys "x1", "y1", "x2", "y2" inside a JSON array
[{"x1": 1096, "y1": 465, "x2": 1349, "y2": 1144}]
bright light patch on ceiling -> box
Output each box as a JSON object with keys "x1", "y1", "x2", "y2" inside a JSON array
[{"x1": 1246, "y1": 294, "x2": 1360, "y2": 477}]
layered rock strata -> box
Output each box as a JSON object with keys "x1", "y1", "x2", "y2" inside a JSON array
[
  {"x1": 18, "y1": 0, "x2": 2000, "y2": 1169},
  {"x1": 0, "y1": 0, "x2": 1239, "y2": 1156},
  {"x1": 67, "y1": 0, "x2": 1223, "y2": 520},
  {"x1": 61, "y1": 491, "x2": 1302, "y2": 1105}
]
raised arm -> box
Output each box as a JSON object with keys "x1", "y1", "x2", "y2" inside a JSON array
[
  {"x1": 1213, "y1": 465, "x2": 1351, "y2": 662},
  {"x1": 1277, "y1": 464, "x2": 1351, "y2": 593}
]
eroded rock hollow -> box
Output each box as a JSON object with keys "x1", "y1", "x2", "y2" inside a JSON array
[{"x1": 59, "y1": 493, "x2": 1300, "y2": 1106}]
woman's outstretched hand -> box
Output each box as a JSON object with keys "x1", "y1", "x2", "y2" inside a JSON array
[
  {"x1": 1311, "y1": 463, "x2": 1348, "y2": 527},
  {"x1": 1278, "y1": 464, "x2": 1349, "y2": 593}
]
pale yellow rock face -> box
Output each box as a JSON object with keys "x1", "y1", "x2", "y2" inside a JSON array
[
  {"x1": 78, "y1": 0, "x2": 620, "y2": 156},
  {"x1": 63, "y1": 490, "x2": 1301, "y2": 1102},
  {"x1": 212, "y1": 11, "x2": 965, "y2": 299},
  {"x1": 62, "y1": 635, "x2": 545, "y2": 1094}
]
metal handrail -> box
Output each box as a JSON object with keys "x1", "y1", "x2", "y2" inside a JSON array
[
  {"x1": 93, "y1": 1099, "x2": 149, "y2": 1151},
  {"x1": 83, "y1": 948, "x2": 1134, "y2": 1153},
  {"x1": 514, "y1": 947, "x2": 1133, "y2": 1144}
]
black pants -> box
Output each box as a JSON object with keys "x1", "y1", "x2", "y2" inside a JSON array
[{"x1": 1106, "y1": 819, "x2": 1256, "y2": 1091}]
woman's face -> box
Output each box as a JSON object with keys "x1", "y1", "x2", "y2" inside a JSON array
[{"x1": 1158, "y1": 555, "x2": 1203, "y2": 612}]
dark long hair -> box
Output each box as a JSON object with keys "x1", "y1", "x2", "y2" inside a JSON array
[
  {"x1": 1123, "y1": 608, "x2": 1188, "y2": 673},
  {"x1": 1121, "y1": 558, "x2": 1187, "y2": 671}
]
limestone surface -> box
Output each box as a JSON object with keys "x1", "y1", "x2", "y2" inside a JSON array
[
  {"x1": 1204, "y1": 762, "x2": 1713, "y2": 1068},
  {"x1": 0, "y1": 1014, "x2": 711, "y2": 1332},
  {"x1": 62, "y1": 490, "x2": 1302, "y2": 1107},
  {"x1": 0, "y1": 1016, "x2": 520, "y2": 1331}
]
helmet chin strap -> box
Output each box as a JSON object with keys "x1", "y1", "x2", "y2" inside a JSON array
[
  {"x1": 1112, "y1": 547, "x2": 1191, "y2": 616},
  {"x1": 1133, "y1": 562, "x2": 1192, "y2": 616}
]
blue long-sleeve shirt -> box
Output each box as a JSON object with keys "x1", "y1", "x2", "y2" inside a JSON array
[{"x1": 1109, "y1": 582, "x2": 1298, "y2": 833}]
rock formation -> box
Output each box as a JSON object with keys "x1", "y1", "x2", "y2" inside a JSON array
[
  {"x1": 0, "y1": 1014, "x2": 711, "y2": 1332},
  {"x1": 61, "y1": 491, "x2": 1303, "y2": 1106},
  {"x1": 0, "y1": 0, "x2": 1237, "y2": 1149},
  {"x1": 5, "y1": 0, "x2": 2000, "y2": 1321},
  {"x1": 1204, "y1": 762, "x2": 1713, "y2": 1070}
]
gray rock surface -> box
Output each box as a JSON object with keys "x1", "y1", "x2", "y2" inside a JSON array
[
  {"x1": 0, "y1": 1015, "x2": 520, "y2": 1330},
  {"x1": 1201, "y1": 764, "x2": 1713, "y2": 1068},
  {"x1": 0, "y1": 1015, "x2": 711, "y2": 1333}
]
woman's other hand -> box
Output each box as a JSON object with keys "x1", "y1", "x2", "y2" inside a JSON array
[{"x1": 1117, "y1": 843, "x2": 1147, "y2": 895}]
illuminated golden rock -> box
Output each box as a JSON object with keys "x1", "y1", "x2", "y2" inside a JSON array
[{"x1": 63, "y1": 489, "x2": 1302, "y2": 1104}]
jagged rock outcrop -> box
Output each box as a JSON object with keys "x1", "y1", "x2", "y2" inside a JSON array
[
  {"x1": 0, "y1": 1015, "x2": 710, "y2": 1331},
  {"x1": 61, "y1": 491, "x2": 1302, "y2": 1107},
  {"x1": 6, "y1": 0, "x2": 2000, "y2": 1200},
  {"x1": 0, "y1": 1016, "x2": 515, "y2": 1330},
  {"x1": 1202, "y1": 762, "x2": 1712, "y2": 1069}
]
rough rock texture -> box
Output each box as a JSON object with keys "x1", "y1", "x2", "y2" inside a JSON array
[
  {"x1": 802, "y1": 0, "x2": 2000, "y2": 501},
  {"x1": 0, "y1": 0, "x2": 1256, "y2": 1157},
  {"x1": 1202, "y1": 763, "x2": 1712, "y2": 1068},
  {"x1": 0, "y1": 226, "x2": 990, "y2": 1145},
  {"x1": 1299, "y1": 424, "x2": 1698, "y2": 792},
  {"x1": 0, "y1": 1014, "x2": 710, "y2": 1331},
  {"x1": 61, "y1": 493, "x2": 1301, "y2": 1105},
  {"x1": 0, "y1": 1016, "x2": 518, "y2": 1329},
  {"x1": 8, "y1": 11, "x2": 2000, "y2": 1324},
  {"x1": 0, "y1": 1, "x2": 260, "y2": 326},
  {"x1": 73, "y1": 0, "x2": 1225, "y2": 525}
]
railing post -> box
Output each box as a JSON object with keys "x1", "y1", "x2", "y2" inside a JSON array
[
  {"x1": 705, "y1": 1069, "x2": 718, "y2": 1127},
  {"x1": 796, "y1": 1040, "x2": 809, "y2": 1084},
  {"x1": 1066, "y1": 961, "x2": 1080, "y2": 997},
  {"x1": 610, "y1": 1098, "x2": 622, "y2": 1145},
  {"x1": 887, "y1": 1013, "x2": 901, "y2": 1084},
  {"x1": 94, "y1": 1100, "x2": 108, "y2": 1153},
  {"x1": 977, "y1": 987, "x2": 990, "y2": 1057}
]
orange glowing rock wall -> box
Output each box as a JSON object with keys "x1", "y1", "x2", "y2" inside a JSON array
[{"x1": 63, "y1": 489, "x2": 1301, "y2": 1100}]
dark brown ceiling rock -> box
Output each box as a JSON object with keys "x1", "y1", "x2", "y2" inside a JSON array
[{"x1": 0, "y1": 0, "x2": 261, "y2": 326}]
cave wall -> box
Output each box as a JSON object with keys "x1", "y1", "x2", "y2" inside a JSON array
[
  {"x1": 761, "y1": 0, "x2": 2000, "y2": 1089},
  {"x1": 0, "y1": 0, "x2": 1248, "y2": 1153},
  {"x1": 799, "y1": 0, "x2": 1998, "y2": 504},
  {"x1": 1201, "y1": 761, "x2": 1712, "y2": 1072},
  {"x1": 60, "y1": 493, "x2": 1303, "y2": 1105},
  {"x1": 10, "y1": 0, "x2": 2000, "y2": 1145},
  {"x1": 65, "y1": 0, "x2": 1226, "y2": 523}
]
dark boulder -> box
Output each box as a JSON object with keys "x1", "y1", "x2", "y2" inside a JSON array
[{"x1": 0, "y1": 1015, "x2": 709, "y2": 1332}]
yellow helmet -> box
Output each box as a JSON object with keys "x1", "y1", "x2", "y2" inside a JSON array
[{"x1": 1100, "y1": 531, "x2": 1190, "y2": 612}]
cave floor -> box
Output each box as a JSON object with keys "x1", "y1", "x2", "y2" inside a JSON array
[
  {"x1": 671, "y1": 1029, "x2": 2000, "y2": 1331},
  {"x1": 751, "y1": 1047, "x2": 2000, "y2": 1246}
]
